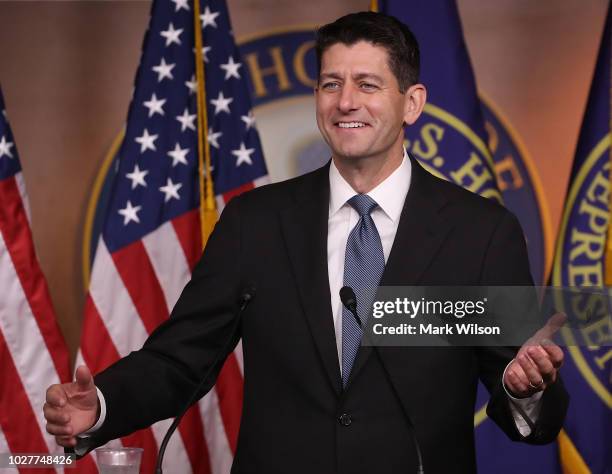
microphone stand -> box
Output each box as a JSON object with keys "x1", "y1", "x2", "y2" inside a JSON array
[{"x1": 155, "y1": 286, "x2": 255, "y2": 474}]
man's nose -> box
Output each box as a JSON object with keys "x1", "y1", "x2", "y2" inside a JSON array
[{"x1": 338, "y1": 84, "x2": 359, "y2": 113}]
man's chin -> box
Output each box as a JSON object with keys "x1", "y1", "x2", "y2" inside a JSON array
[{"x1": 331, "y1": 149, "x2": 373, "y2": 161}]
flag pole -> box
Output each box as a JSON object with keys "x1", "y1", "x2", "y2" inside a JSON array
[
  {"x1": 193, "y1": 0, "x2": 218, "y2": 249},
  {"x1": 605, "y1": 18, "x2": 612, "y2": 286}
]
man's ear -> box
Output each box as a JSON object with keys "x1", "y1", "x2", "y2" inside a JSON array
[{"x1": 403, "y1": 83, "x2": 427, "y2": 126}]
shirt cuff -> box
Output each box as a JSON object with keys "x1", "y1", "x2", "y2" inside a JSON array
[
  {"x1": 79, "y1": 387, "x2": 107, "y2": 436},
  {"x1": 502, "y1": 360, "x2": 543, "y2": 437}
]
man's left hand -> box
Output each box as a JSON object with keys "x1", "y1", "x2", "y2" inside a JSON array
[{"x1": 504, "y1": 313, "x2": 566, "y2": 398}]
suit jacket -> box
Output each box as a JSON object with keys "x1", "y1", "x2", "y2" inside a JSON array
[{"x1": 90, "y1": 156, "x2": 568, "y2": 473}]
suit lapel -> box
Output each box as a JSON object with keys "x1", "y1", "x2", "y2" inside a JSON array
[
  {"x1": 381, "y1": 157, "x2": 452, "y2": 286},
  {"x1": 346, "y1": 157, "x2": 454, "y2": 388},
  {"x1": 279, "y1": 164, "x2": 343, "y2": 395}
]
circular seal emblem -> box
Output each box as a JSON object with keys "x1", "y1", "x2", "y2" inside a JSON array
[{"x1": 552, "y1": 133, "x2": 612, "y2": 408}]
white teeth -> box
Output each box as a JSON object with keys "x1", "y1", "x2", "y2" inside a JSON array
[{"x1": 338, "y1": 122, "x2": 365, "y2": 128}]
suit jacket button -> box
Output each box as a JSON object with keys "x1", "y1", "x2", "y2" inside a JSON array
[{"x1": 338, "y1": 413, "x2": 352, "y2": 426}]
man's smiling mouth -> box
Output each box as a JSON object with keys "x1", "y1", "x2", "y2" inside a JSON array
[{"x1": 336, "y1": 121, "x2": 367, "y2": 128}]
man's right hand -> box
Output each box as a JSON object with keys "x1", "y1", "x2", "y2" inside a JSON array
[{"x1": 44, "y1": 365, "x2": 100, "y2": 447}]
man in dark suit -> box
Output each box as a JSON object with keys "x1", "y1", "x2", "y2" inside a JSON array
[{"x1": 44, "y1": 12, "x2": 568, "y2": 473}]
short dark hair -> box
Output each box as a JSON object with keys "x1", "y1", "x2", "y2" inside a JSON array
[{"x1": 315, "y1": 11, "x2": 420, "y2": 93}]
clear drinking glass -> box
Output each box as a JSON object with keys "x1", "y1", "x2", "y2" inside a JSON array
[{"x1": 95, "y1": 447, "x2": 143, "y2": 474}]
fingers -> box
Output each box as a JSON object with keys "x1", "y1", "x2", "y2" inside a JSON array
[
  {"x1": 44, "y1": 400, "x2": 74, "y2": 440},
  {"x1": 46, "y1": 384, "x2": 67, "y2": 407},
  {"x1": 75, "y1": 365, "x2": 94, "y2": 391},
  {"x1": 55, "y1": 436, "x2": 77, "y2": 448},
  {"x1": 46, "y1": 421, "x2": 73, "y2": 436},
  {"x1": 505, "y1": 363, "x2": 530, "y2": 395},
  {"x1": 45, "y1": 367, "x2": 98, "y2": 448},
  {"x1": 541, "y1": 341, "x2": 564, "y2": 369},
  {"x1": 43, "y1": 403, "x2": 70, "y2": 424},
  {"x1": 525, "y1": 346, "x2": 557, "y2": 384},
  {"x1": 508, "y1": 342, "x2": 564, "y2": 397},
  {"x1": 515, "y1": 354, "x2": 546, "y2": 388},
  {"x1": 510, "y1": 313, "x2": 567, "y2": 396},
  {"x1": 505, "y1": 351, "x2": 551, "y2": 397},
  {"x1": 45, "y1": 408, "x2": 74, "y2": 439}
]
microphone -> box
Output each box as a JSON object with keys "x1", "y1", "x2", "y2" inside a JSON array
[
  {"x1": 155, "y1": 285, "x2": 256, "y2": 474},
  {"x1": 340, "y1": 286, "x2": 425, "y2": 474},
  {"x1": 339, "y1": 286, "x2": 357, "y2": 315}
]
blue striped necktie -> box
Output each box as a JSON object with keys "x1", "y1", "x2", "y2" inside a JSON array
[{"x1": 342, "y1": 194, "x2": 385, "y2": 387}]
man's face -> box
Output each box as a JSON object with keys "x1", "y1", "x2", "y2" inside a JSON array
[{"x1": 315, "y1": 41, "x2": 410, "y2": 164}]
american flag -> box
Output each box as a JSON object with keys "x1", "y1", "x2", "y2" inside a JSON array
[
  {"x1": 77, "y1": 0, "x2": 268, "y2": 472},
  {"x1": 0, "y1": 87, "x2": 71, "y2": 473}
]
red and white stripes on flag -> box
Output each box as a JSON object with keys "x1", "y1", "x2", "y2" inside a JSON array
[
  {"x1": 75, "y1": 0, "x2": 269, "y2": 470},
  {"x1": 0, "y1": 168, "x2": 71, "y2": 474}
]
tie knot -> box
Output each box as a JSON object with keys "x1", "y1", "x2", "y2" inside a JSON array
[{"x1": 348, "y1": 194, "x2": 378, "y2": 217}]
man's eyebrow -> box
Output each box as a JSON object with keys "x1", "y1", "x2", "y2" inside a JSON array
[
  {"x1": 353, "y1": 72, "x2": 384, "y2": 82},
  {"x1": 319, "y1": 72, "x2": 343, "y2": 81},
  {"x1": 319, "y1": 72, "x2": 384, "y2": 82}
]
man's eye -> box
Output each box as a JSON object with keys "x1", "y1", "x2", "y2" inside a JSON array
[
  {"x1": 322, "y1": 82, "x2": 339, "y2": 90},
  {"x1": 360, "y1": 83, "x2": 378, "y2": 90}
]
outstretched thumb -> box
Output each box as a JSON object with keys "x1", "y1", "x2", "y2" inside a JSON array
[
  {"x1": 74, "y1": 365, "x2": 94, "y2": 392},
  {"x1": 539, "y1": 312, "x2": 567, "y2": 342}
]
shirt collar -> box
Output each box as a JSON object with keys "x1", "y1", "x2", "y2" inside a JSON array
[{"x1": 329, "y1": 149, "x2": 412, "y2": 223}]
